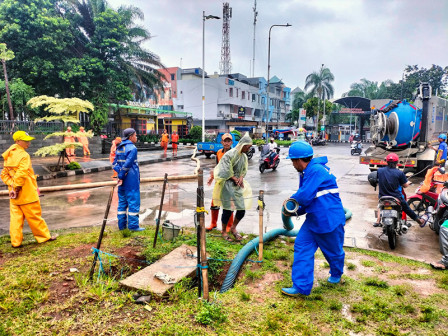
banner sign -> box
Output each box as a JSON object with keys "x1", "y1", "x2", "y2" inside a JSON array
[{"x1": 340, "y1": 108, "x2": 364, "y2": 114}]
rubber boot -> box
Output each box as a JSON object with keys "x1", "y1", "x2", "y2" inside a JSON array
[
  {"x1": 225, "y1": 213, "x2": 234, "y2": 233},
  {"x1": 206, "y1": 209, "x2": 219, "y2": 231}
]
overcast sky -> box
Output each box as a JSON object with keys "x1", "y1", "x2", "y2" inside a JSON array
[{"x1": 107, "y1": 0, "x2": 448, "y2": 98}]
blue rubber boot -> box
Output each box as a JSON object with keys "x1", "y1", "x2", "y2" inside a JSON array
[
  {"x1": 281, "y1": 287, "x2": 305, "y2": 297},
  {"x1": 327, "y1": 276, "x2": 341, "y2": 284},
  {"x1": 130, "y1": 227, "x2": 145, "y2": 232}
]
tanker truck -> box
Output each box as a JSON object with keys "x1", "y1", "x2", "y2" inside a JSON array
[{"x1": 360, "y1": 83, "x2": 448, "y2": 173}]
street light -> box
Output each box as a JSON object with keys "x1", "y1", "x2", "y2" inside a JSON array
[
  {"x1": 202, "y1": 11, "x2": 220, "y2": 142},
  {"x1": 265, "y1": 23, "x2": 291, "y2": 140}
]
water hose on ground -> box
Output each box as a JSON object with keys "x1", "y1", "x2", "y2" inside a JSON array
[
  {"x1": 220, "y1": 206, "x2": 352, "y2": 293},
  {"x1": 0, "y1": 150, "x2": 202, "y2": 196}
]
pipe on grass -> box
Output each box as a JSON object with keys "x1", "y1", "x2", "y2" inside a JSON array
[{"x1": 220, "y1": 206, "x2": 352, "y2": 293}]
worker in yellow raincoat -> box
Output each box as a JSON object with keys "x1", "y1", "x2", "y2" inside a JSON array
[
  {"x1": 212, "y1": 132, "x2": 253, "y2": 242},
  {"x1": 77, "y1": 126, "x2": 90, "y2": 156},
  {"x1": 1, "y1": 131, "x2": 57, "y2": 247}
]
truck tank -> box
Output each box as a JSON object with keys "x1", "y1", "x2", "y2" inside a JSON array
[{"x1": 370, "y1": 100, "x2": 422, "y2": 149}]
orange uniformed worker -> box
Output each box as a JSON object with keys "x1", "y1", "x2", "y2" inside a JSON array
[
  {"x1": 64, "y1": 126, "x2": 75, "y2": 157},
  {"x1": 1, "y1": 131, "x2": 57, "y2": 248},
  {"x1": 171, "y1": 130, "x2": 179, "y2": 156},
  {"x1": 160, "y1": 129, "x2": 169, "y2": 154},
  {"x1": 109, "y1": 137, "x2": 122, "y2": 178},
  {"x1": 206, "y1": 133, "x2": 234, "y2": 232},
  {"x1": 77, "y1": 126, "x2": 90, "y2": 156}
]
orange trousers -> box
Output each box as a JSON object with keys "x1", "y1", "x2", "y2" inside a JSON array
[
  {"x1": 82, "y1": 144, "x2": 90, "y2": 155},
  {"x1": 10, "y1": 200, "x2": 51, "y2": 247}
]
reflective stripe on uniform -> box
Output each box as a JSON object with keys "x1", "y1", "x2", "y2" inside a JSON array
[
  {"x1": 315, "y1": 188, "x2": 339, "y2": 198},
  {"x1": 128, "y1": 212, "x2": 139, "y2": 216},
  {"x1": 117, "y1": 211, "x2": 127, "y2": 215}
]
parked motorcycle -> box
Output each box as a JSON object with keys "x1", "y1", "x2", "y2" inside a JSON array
[
  {"x1": 259, "y1": 145, "x2": 280, "y2": 173},
  {"x1": 407, "y1": 181, "x2": 440, "y2": 218},
  {"x1": 311, "y1": 138, "x2": 326, "y2": 146},
  {"x1": 350, "y1": 141, "x2": 363, "y2": 155},
  {"x1": 429, "y1": 181, "x2": 448, "y2": 234}
]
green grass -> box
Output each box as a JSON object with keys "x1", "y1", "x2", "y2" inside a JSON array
[{"x1": 0, "y1": 227, "x2": 448, "y2": 335}]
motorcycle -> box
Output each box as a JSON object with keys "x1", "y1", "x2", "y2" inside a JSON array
[
  {"x1": 350, "y1": 141, "x2": 363, "y2": 155},
  {"x1": 311, "y1": 138, "x2": 326, "y2": 146},
  {"x1": 407, "y1": 181, "x2": 440, "y2": 218},
  {"x1": 378, "y1": 194, "x2": 410, "y2": 249},
  {"x1": 368, "y1": 171, "x2": 409, "y2": 249},
  {"x1": 246, "y1": 146, "x2": 255, "y2": 160},
  {"x1": 259, "y1": 145, "x2": 280, "y2": 173},
  {"x1": 428, "y1": 181, "x2": 448, "y2": 234}
]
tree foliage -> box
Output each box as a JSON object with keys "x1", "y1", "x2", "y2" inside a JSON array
[
  {"x1": 0, "y1": 78, "x2": 35, "y2": 120},
  {"x1": 304, "y1": 66, "x2": 335, "y2": 101}
]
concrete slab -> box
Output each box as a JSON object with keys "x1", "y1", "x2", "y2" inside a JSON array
[{"x1": 119, "y1": 244, "x2": 198, "y2": 296}]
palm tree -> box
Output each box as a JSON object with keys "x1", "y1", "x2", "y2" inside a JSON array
[
  {"x1": 304, "y1": 65, "x2": 334, "y2": 131},
  {"x1": 63, "y1": 0, "x2": 164, "y2": 99},
  {"x1": 343, "y1": 78, "x2": 394, "y2": 99}
]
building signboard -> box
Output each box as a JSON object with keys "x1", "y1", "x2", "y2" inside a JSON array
[
  {"x1": 126, "y1": 101, "x2": 159, "y2": 109},
  {"x1": 340, "y1": 108, "x2": 364, "y2": 114},
  {"x1": 238, "y1": 106, "x2": 246, "y2": 118}
]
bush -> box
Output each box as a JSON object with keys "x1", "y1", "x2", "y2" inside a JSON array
[
  {"x1": 231, "y1": 130, "x2": 241, "y2": 138},
  {"x1": 66, "y1": 161, "x2": 81, "y2": 170},
  {"x1": 138, "y1": 134, "x2": 159, "y2": 143},
  {"x1": 253, "y1": 139, "x2": 266, "y2": 146},
  {"x1": 275, "y1": 140, "x2": 292, "y2": 146},
  {"x1": 188, "y1": 125, "x2": 202, "y2": 140}
]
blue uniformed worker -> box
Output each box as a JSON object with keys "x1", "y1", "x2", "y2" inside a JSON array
[
  {"x1": 281, "y1": 141, "x2": 346, "y2": 297},
  {"x1": 113, "y1": 128, "x2": 144, "y2": 231},
  {"x1": 428, "y1": 133, "x2": 447, "y2": 166}
]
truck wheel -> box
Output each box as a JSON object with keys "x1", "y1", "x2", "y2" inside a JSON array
[{"x1": 205, "y1": 153, "x2": 212, "y2": 159}]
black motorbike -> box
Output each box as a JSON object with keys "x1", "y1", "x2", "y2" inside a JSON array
[
  {"x1": 311, "y1": 138, "x2": 326, "y2": 146},
  {"x1": 428, "y1": 181, "x2": 448, "y2": 234},
  {"x1": 368, "y1": 171, "x2": 409, "y2": 249},
  {"x1": 246, "y1": 146, "x2": 255, "y2": 160},
  {"x1": 378, "y1": 196, "x2": 409, "y2": 249}
]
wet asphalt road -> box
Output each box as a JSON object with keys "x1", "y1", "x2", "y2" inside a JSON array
[{"x1": 0, "y1": 143, "x2": 440, "y2": 263}]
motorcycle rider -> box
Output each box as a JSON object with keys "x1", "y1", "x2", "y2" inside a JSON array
[
  {"x1": 428, "y1": 133, "x2": 447, "y2": 166},
  {"x1": 281, "y1": 141, "x2": 346, "y2": 297},
  {"x1": 374, "y1": 153, "x2": 426, "y2": 227},
  {"x1": 268, "y1": 137, "x2": 278, "y2": 165}
]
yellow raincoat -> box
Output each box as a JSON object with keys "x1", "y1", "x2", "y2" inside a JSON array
[
  {"x1": 212, "y1": 133, "x2": 253, "y2": 210},
  {"x1": 1, "y1": 144, "x2": 51, "y2": 247}
]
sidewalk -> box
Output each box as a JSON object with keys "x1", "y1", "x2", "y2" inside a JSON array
[{"x1": 0, "y1": 145, "x2": 198, "y2": 184}]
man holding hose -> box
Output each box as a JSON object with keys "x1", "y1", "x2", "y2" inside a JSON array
[{"x1": 282, "y1": 141, "x2": 346, "y2": 297}]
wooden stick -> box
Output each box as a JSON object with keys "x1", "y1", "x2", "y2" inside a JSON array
[
  {"x1": 197, "y1": 168, "x2": 209, "y2": 300},
  {"x1": 89, "y1": 185, "x2": 115, "y2": 280},
  {"x1": 153, "y1": 173, "x2": 168, "y2": 248},
  {"x1": 258, "y1": 190, "x2": 264, "y2": 262}
]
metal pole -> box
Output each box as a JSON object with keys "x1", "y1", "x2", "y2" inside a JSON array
[
  {"x1": 197, "y1": 168, "x2": 209, "y2": 300},
  {"x1": 196, "y1": 170, "x2": 202, "y2": 298},
  {"x1": 89, "y1": 186, "x2": 115, "y2": 280},
  {"x1": 153, "y1": 173, "x2": 168, "y2": 248},
  {"x1": 202, "y1": 11, "x2": 206, "y2": 142},
  {"x1": 252, "y1": 0, "x2": 257, "y2": 78}
]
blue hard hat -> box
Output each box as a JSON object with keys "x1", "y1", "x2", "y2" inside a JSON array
[
  {"x1": 287, "y1": 141, "x2": 314, "y2": 159},
  {"x1": 439, "y1": 133, "x2": 447, "y2": 140}
]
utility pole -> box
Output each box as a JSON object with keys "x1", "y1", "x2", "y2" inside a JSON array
[{"x1": 219, "y1": 3, "x2": 232, "y2": 75}]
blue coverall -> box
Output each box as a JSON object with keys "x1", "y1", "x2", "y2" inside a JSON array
[
  {"x1": 113, "y1": 140, "x2": 141, "y2": 230},
  {"x1": 289, "y1": 156, "x2": 346, "y2": 295}
]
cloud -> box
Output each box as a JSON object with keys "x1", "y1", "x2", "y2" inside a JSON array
[{"x1": 107, "y1": 0, "x2": 448, "y2": 97}]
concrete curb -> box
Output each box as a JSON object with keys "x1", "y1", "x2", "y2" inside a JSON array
[{"x1": 35, "y1": 153, "x2": 195, "y2": 182}]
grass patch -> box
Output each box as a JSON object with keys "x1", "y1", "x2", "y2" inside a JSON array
[{"x1": 1, "y1": 226, "x2": 448, "y2": 335}]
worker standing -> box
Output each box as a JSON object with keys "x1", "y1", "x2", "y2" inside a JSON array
[
  {"x1": 113, "y1": 128, "x2": 144, "y2": 231},
  {"x1": 212, "y1": 133, "x2": 253, "y2": 241},
  {"x1": 160, "y1": 129, "x2": 169, "y2": 154},
  {"x1": 64, "y1": 126, "x2": 75, "y2": 157},
  {"x1": 1, "y1": 131, "x2": 57, "y2": 247},
  {"x1": 207, "y1": 133, "x2": 234, "y2": 233},
  {"x1": 281, "y1": 141, "x2": 346, "y2": 297},
  {"x1": 77, "y1": 126, "x2": 90, "y2": 156},
  {"x1": 171, "y1": 130, "x2": 179, "y2": 156},
  {"x1": 428, "y1": 133, "x2": 447, "y2": 166},
  {"x1": 109, "y1": 137, "x2": 121, "y2": 178}
]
